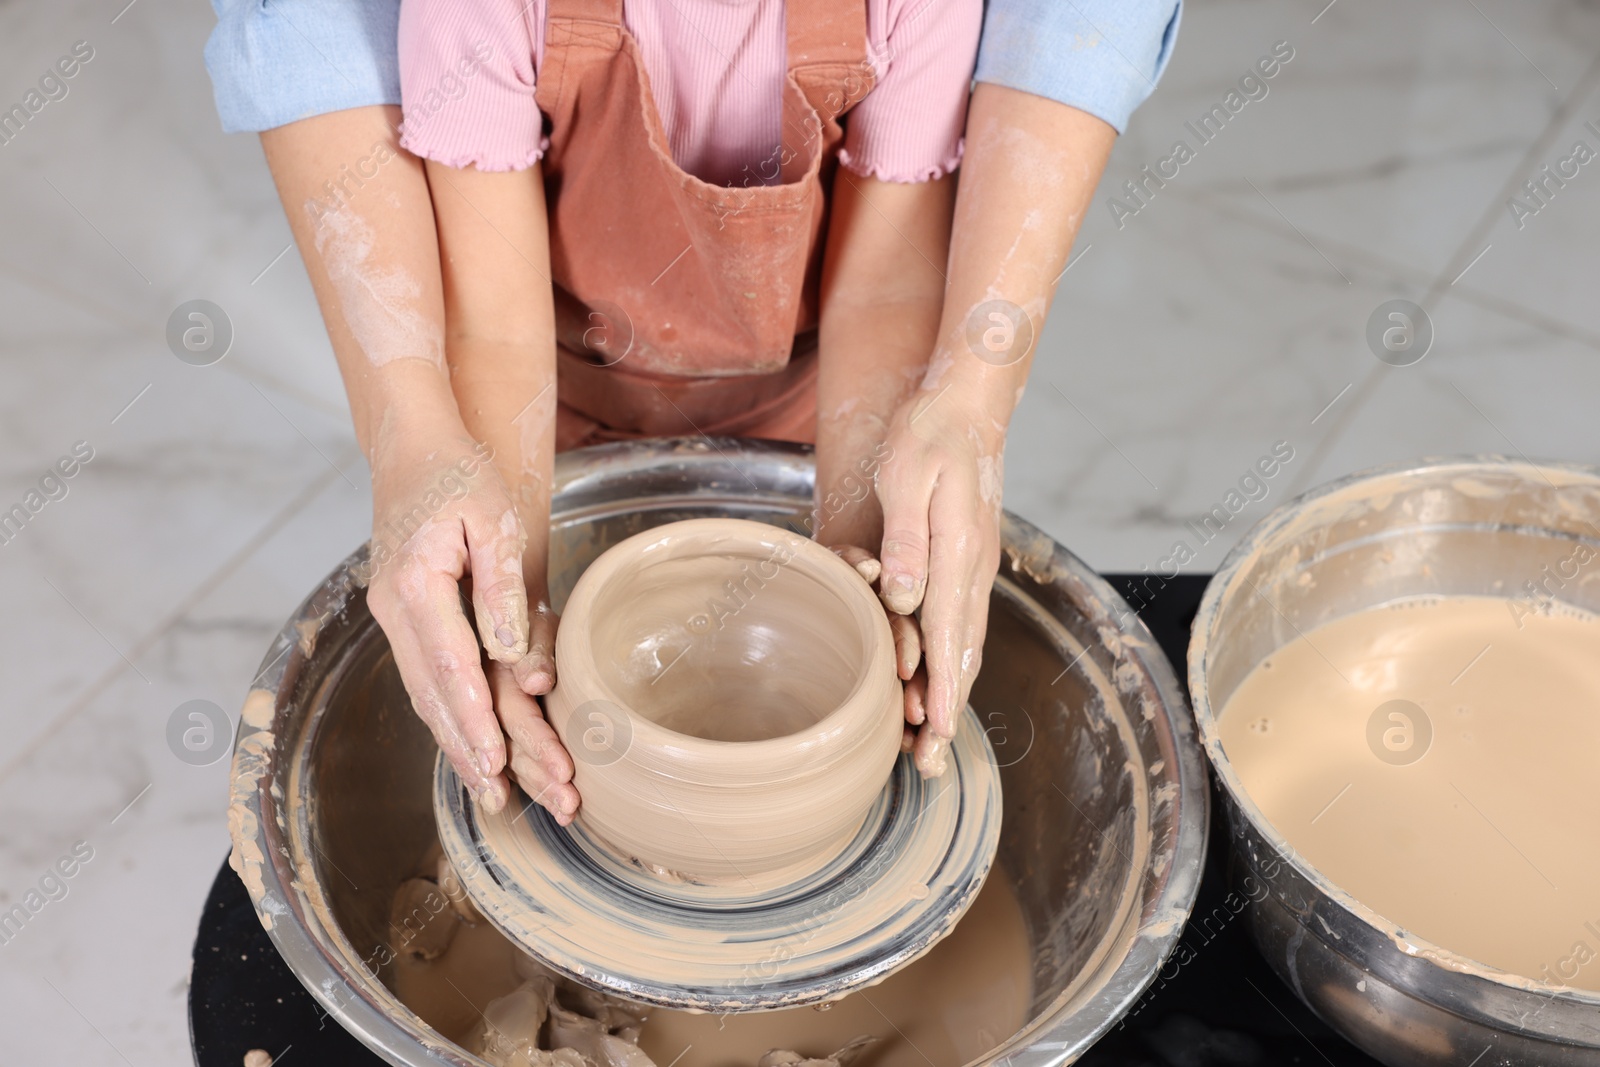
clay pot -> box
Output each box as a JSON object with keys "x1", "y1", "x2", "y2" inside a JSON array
[{"x1": 544, "y1": 517, "x2": 903, "y2": 888}]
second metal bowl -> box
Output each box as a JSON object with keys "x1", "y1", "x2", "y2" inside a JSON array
[{"x1": 1190, "y1": 456, "x2": 1600, "y2": 1066}]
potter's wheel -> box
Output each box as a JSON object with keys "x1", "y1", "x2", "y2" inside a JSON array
[{"x1": 434, "y1": 706, "x2": 1001, "y2": 1012}]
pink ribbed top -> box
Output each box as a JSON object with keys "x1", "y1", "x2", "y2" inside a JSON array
[{"x1": 397, "y1": 0, "x2": 980, "y2": 185}]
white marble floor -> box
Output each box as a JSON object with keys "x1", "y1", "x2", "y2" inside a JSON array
[{"x1": 0, "y1": 0, "x2": 1596, "y2": 1062}]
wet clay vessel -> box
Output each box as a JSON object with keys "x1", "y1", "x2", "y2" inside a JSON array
[
  {"x1": 544, "y1": 517, "x2": 904, "y2": 887},
  {"x1": 437, "y1": 519, "x2": 1004, "y2": 1011}
]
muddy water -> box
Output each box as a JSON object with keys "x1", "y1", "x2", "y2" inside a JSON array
[
  {"x1": 389, "y1": 869, "x2": 1033, "y2": 1066},
  {"x1": 1220, "y1": 595, "x2": 1600, "y2": 991},
  {"x1": 638, "y1": 870, "x2": 1033, "y2": 1067}
]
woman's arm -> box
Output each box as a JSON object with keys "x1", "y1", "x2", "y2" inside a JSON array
[
  {"x1": 258, "y1": 107, "x2": 575, "y2": 821},
  {"x1": 873, "y1": 84, "x2": 1118, "y2": 770},
  {"x1": 260, "y1": 107, "x2": 451, "y2": 459}
]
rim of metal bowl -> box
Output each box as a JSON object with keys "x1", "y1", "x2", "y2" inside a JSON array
[
  {"x1": 1188, "y1": 453, "x2": 1600, "y2": 1021},
  {"x1": 229, "y1": 437, "x2": 1209, "y2": 1067}
]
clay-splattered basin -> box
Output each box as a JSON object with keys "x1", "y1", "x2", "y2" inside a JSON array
[
  {"x1": 228, "y1": 438, "x2": 1206, "y2": 1067},
  {"x1": 1190, "y1": 456, "x2": 1600, "y2": 1066}
]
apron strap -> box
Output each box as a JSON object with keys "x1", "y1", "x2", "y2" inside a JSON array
[
  {"x1": 545, "y1": 0, "x2": 623, "y2": 26},
  {"x1": 786, "y1": 0, "x2": 872, "y2": 74},
  {"x1": 543, "y1": 0, "x2": 870, "y2": 82}
]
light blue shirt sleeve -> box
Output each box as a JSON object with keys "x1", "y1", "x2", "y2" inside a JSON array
[
  {"x1": 973, "y1": 0, "x2": 1182, "y2": 133},
  {"x1": 203, "y1": 0, "x2": 1179, "y2": 136},
  {"x1": 204, "y1": 0, "x2": 402, "y2": 133}
]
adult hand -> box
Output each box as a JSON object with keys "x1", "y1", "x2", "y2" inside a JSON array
[
  {"x1": 845, "y1": 91, "x2": 1115, "y2": 775},
  {"x1": 363, "y1": 405, "x2": 577, "y2": 823},
  {"x1": 873, "y1": 385, "x2": 1005, "y2": 777},
  {"x1": 258, "y1": 109, "x2": 577, "y2": 823}
]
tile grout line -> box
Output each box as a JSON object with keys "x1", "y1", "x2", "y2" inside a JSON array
[
  {"x1": 221, "y1": 360, "x2": 351, "y2": 424},
  {"x1": 1419, "y1": 51, "x2": 1600, "y2": 309},
  {"x1": 1293, "y1": 51, "x2": 1600, "y2": 493},
  {"x1": 1173, "y1": 183, "x2": 1600, "y2": 356},
  {"x1": 0, "y1": 262, "x2": 349, "y2": 424},
  {"x1": 1151, "y1": 51, "x2": 1600, "y2": 496},
  {"x1": 0, "y1": 454, "x2": 361, "y2": 787},
  {"x1": 1162, "y1": 50, "x2": 1600, "y2": 319}
]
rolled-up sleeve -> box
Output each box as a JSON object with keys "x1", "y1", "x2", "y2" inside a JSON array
[
  {"x1": 973, "y1": 0, "x2": 1181, "y2": 134},
  {"x1": 204, "y1": 0, "x2": 402, "y2": 133}
]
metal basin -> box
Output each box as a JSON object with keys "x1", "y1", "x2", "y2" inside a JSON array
[
  {"x1": 1189, "y1": 456, "x2": 1600, "y2": 1066},
  {"x1": 228, "y1": 437, "x2": 1206, "y2": 1067}
]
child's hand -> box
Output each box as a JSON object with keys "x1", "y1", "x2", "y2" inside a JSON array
[
  {"x1": 364, "y1": 404, "x2": 578, "y2": 823},
  {"x1": 831, "y1": 545, "x2": 929, "y2": 762}
]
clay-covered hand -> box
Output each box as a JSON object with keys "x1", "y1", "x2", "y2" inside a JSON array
[
  {"x1": 364, "y1": 407, "x2": 577, "y2": 821},
  {"x1": 831, "y1": 545, "x2": 928, "y2": 760},
  {"x1": 873, "y1": 387, "x2": 1005, "y2": 777},
  {"x1": 491, "y1": 657, "x2": 579, "y2": 826},
  {"x1": 496, "y1": 588, "x2": 572, "y2": 826}
]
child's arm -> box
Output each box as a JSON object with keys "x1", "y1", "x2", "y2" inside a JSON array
[
  {"x1": 815, "y1": 172, "x2": 954, "y2": 542},
  {"x1": 813, "y1": 171, "x2": 956, "y2": 757},
  {"x1": 422, "y1": 158, "x2": 576, "y2": 819}
]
